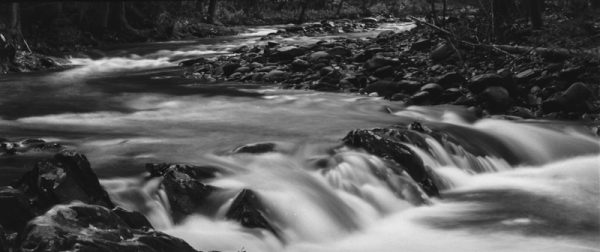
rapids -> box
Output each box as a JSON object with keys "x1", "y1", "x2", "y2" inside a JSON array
[{"x1": 1, "y1": 25, "x2": 598, "y2": 252}]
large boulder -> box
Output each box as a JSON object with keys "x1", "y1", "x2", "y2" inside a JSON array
[
  {"x1": 14, "y1": 151, "x2": 114, "y2": 211},
  {"x1": 264, "y1": 70, "x2": 289, "y2": 82},
  {"x1": 0, "y1": 187, "x2": 36, "y2": 232},
  {"x1": 479, "y1": 86, "x2": 512, "y2": 113},
  {"x1": 226, "y1": 189, "x2": 281, "y2": 239},
  {"x1": 541, "y1": 82, "x2": 593, "y2": 113},
  {"x1": 19, "y1": 203, "x2": 198, "y2": 252},
  {"x1": 343, "y1": 128, "x2": 439, "y2": 196},
  {"x1": 270, "y1": 46, "x2": 307, "y2": 62}
]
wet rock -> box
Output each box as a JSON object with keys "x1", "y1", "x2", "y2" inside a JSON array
[
  {"x1": 225, "y1": 189, "x2": 280, "y2": 239},
  {"x1": 542, "y1": 82, "x2": 592, "y2": 113},
  {"x1": 309, "y1": 51, "x2": 330, "y2": 62},
  {"x1": 14, "y1": 151, "x2": 114, "y2": 211},
  {"x1": 410, "y1": 38, "x2": 434, "y2": 52},
  {"x1": 558, "y1": 66, "x2": 584, "y2": 81},
  {"x1": 0, "y1": 187, "x2": 36, "y2": 232},
  {"x1": 467, "y1": 73, "x2": 505, "y2": 93},
  {"x1": 19, "y1": 203, "x2": 197, "y2": 252},
  {"x1": 390, "y1": 93, "x2": 410, "y2": 101},
  {"x1": 271, "y1": 46, "x2": 307, "y2": 62},
  {"x1": 291, "y1": 59, "x2": 310, "y2": 72},
  {"x1": 327, "y1": 47, "x2": 352, "y2": 57},
  {"x1": 343, "y1": 128, "x2": 439, "y2": 196},
  {"x1": 515, "y1": 69, "x2": 539, "y2": 83},
  {"x1": 235, "y1": 66, "x2": 251, "y2": 73},
  {"x1": 365, "y1": 56, "x2": 399, "y2": 70},
  {"x1": 353, "y1": 47, "x2": 385, "y2": 62},
  {"x1": 430, "y1": 43, "x2": 455, "y2": 61},
  {"x1": 158, "y1": 164, "x2": 220, "y2": 221},
  {"x1": 145, "y1": 163, "x2": 222, "y2": 180},
  {"x1": 373, "y1": 65, "x2": 395, "y2": 78},
  {"x1": 420, "y1": 83, "x2": 443, "y2": 96},
  {"x1": 407, "y1": 91, "x2": 433, "y2": 105},
  {"x1": 232, "y1": 142, "x2": 277, "y2": 154},
  {"x1": 222, "y1": 63, "x2": 241, "y2": 76},
  {"x1": 436, "y1": 72, "x2": 466, "y2": 88},
  {"x1": 264, "y1": 70, "x2": 289, "y2": 82},
  {"x1": 480, "y1": 86, "x2": 512, "y2": 113},
  {"x1": 365, "y1": 80, "x2": 403, "y2": 98},
  {"x1": 112, "y1": 207, "x2": 153, "y2": 230}
]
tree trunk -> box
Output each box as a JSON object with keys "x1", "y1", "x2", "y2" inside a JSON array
[
  {"x1": 298, "y1": 0, "x2": 310, "y2": 24},
  {"x1": 429, "y1": 0, "x2": 437, "y2": 25},
  {"x1": 529, "y1": 0, "x2": 543, "y2": 29},
  {"x1": 10, "y1": 3, "x2": 22, "y2": 40},
  {"x1": 207, "y1": 0, "x2": 218, "y2": 24},
  {"x1": 336, "y1": 0, "x2": 346, "y2": 17},
  {"x1": 442, "y1": 0, "x2": 447, "y2": 26},
  {"x1": 492, "y1": 0, "x2": 512, "y2": 41}
]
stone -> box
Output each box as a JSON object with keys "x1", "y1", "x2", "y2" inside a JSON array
[
  {"x1": 222, "y1": 63, "x2": 241, "y2": 76},
  {"x1": 364, "y1": 80, "x2": 404, "y2": 98},
  {"x1": 430, "y1": 43, "x2": 455, "y2": 61},
  {"x1": 0, "y1": 187, "x2": 36, "y2": 232},
  {"x1": 14, "y1": 151, "x2": 114, "y2": 211},
  {"x1": 361, "y1": 17, "x2": 378, "y2": 23},
  {"x1": 408, "y1": 91, "x2": 433, "y2": 105},
  {"x1": 327, "y1": 47, "x2": 352, "y2": 57},
  {"x1": 365, "y1": 56, "x2": 399, "y2": 70},
  {"x1": 353, "y1": 47, "x2": 385, "y2": 62},
  {"x1": 309, "y1": 51, "x2": 330, "y2": 62},
  {"x1": 226, "y1": 189, "x2": 280, "y2": 239},
  {"x1": 343, "y1": 128, "x2": 439, "y2": 196},
  {"x1": 19, "y1": 203, "x2": 197, "y2": 252},
  {"x1": 372, "y1": 65, "x2": 395, "y2": 78},
  {"x1": 264, "y1": 70, "x2": 289, "y2": 82},
  {"x1": 467, "y1": 73, "x2": 505, "y2": 93},
  {"x1": 235, "y1": 66, "x2": 251, "y2": 73},
  {"x1": 515, "y1": 69, "x2": 539, "y2": 82},
  {"x1": 291, "y1": 59, "x2": 310, "y2": 72},
  {"x1": 112, "y1": 207, "x2": 153, "y2": 230},
  {"x1": 232, "y1": 142, "x2": 277, "y2": 154},
  {"x1": 480, "y1": 86, "x2": 512, "y2": 113},
  {"x1": 420, "y1": 83, "x2": 443, "y2": 96},
  {"x1": 271, "y1": 46, "x2": 307, "y2": 62},
  {"x1": 436, "y1": 72, "x2": 466, "y2": 88},
  {"x1": 410, "y1": 39, "x2": 433, "y2": 52},
  {"x1": 377, "y1": 30, "x2": 396, "y2": 40}
]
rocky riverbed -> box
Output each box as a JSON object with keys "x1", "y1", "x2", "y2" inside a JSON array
[{"x1": 181, "y1": 20, "x2": 600, "y2": 123}]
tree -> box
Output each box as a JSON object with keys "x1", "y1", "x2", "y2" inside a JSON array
[
  {"x1": 528, "y1": 0, "x2": 543, "y2": 29},
  {"x1": 207, "y1": 0, "x2": 218, "y2": 24},
  {"x1": 298, "y1": 0, "x2": 311, "y2": 24}
]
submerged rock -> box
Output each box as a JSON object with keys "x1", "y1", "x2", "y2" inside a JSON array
[{"x1": 20, "y1": 203, "x2": 198, "y2": 252}]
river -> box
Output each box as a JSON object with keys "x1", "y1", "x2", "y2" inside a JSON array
[{"x1": 0, "y1": 24, "x2": 599, "y2": 252}]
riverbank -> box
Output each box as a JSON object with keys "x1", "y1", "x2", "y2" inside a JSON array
[{"x1": 181, "y1": 17, "x2": 600, "y2": 123}]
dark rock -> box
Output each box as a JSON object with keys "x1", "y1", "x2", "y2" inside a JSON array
[
  {"x1": 420, "y1": 83, "x2": 443, "y2": 96},
  {"x1": 161, "y1": 166, "x2": 219, "y2": 221},
  {"x1": 353, "y1": 47, "x2": 385, "y2": 62},
  {"x1": 468, "y1": 73, "x2": 505, "y2": 93},
  {"x1": 365, "y1": 56, "x2": 399, "y2": 70},
  {"x1": 0, "y1": 187, "x2": 36, "y2": 232},
  {"x1": 291, "y1": 59, "x2": 310, "y2": 72},
  {"x1": 365, "y1": 80, "x2": 404, "y2": 98},
  {"x1": 320, "y1": 66, "x2": 335, "y2": 76},
  {"x1": 343, "y1": 129, "x2": 439, "y2": 196},
  {"x1": 410, "y1": 39, "x2": 434, "y2": 52},
  {"x1": 14, "y1": 151, "x2": 114, "y2": 211},
  {"x1": 19, "y1": 203, "x2": 198, "y2": 252},
  {"x1": 515, "y1": 69, "x2": 539, "y2": 82},
  {"x1": 222, "y1": 63, "x2": 241, "y2": 76},
  {"x1": 327, "y1": 47, "x2": 352, "y2": 57},
  {"x1": 480, "y1": 86, "x2": 512, "y2": 113},
  {"x1": 558, "y1": 66, "x2": 584, "y2": 81},
  {"x1": 271, "y1": 46, "x2": 307, "y2": 62},
  {"x1": 408, "y1": 91, "x2": 433, "y2": 105},
  {"x1": 112, "y1": 207, "x2": 153, "y2": 230},
  {"x1": 232, "y1": 142, "x2": 277, "y2": 154},
  {"x1": 235, "y1": 66, "x2": 251, "y2": 73},
  {"x1": 430, "y1": 43, "x2": 455, "y2": 61},
  {"x1": 390, "y1": 93, "x2": 410, "y2": 101},
  {"x1": 309, "y1": 51, "x2": 330, "y2": 62},
  {"x1": 373, "y1": 65, "x2": 395, "y2": 78},
  {"x1": 225, "y1": 189, "x2": 280, "y2": 239},
  {"x1": 146, "y1": 163, "x2": 222, "y2": 180},
  {"x1": 264, "y1": 70, "x2": 289, "y2": 82},
  {"x1": 542, "y1": 82, "x2": 592, "y2": 113},
  {"x1": 436, "y1": 72, "x2": 466, "y2": 88}
]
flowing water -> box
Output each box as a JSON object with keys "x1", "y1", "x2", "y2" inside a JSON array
[{"x1": 1, "y1": 25, "x2": 599, "y2": 252}]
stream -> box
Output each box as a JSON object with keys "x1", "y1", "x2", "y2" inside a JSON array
[{"x1": 1, "y1": 24, "x2": 599, "y2": 252}]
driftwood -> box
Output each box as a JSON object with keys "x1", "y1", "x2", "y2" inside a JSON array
[{"x1": 408, "y1": 16, "x2": 600, "y2": 60}]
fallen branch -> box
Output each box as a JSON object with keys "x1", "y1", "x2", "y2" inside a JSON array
[{"x1": 409, "y1": 16, "x2": 600, "y2": 60}]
